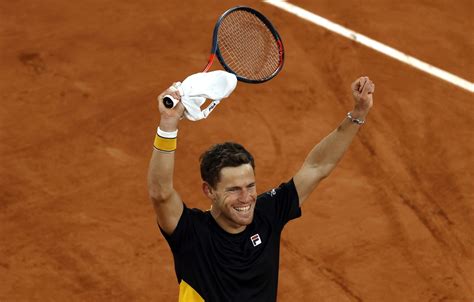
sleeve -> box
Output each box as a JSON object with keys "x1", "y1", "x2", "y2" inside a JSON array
[
  {"x1": 256, "y1": 178, "x2": 301, "y2": 230},
  {"x1": 159, "y1": 203, "x2": 195, "y2": 254}
]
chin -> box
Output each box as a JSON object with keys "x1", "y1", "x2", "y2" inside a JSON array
[{"x1": 232, "y1": 209, "x2": 255, "y2": 226}]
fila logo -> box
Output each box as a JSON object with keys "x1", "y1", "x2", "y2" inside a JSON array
[{"x1": 250, "y1": 234, "x2": 262, "y2": 247}]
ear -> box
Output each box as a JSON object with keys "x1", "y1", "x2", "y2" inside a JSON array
[{"x1": 202, "y1": 182, "x2": 215, "y2": 200}]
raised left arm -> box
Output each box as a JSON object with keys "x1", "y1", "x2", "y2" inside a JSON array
[{"x1": 293, "y1": 76, "x2": 375, "y2": 206}]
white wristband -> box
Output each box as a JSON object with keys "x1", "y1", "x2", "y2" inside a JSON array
[{"x1": 157, "y1": 127, "x2": 178, "y2": 138}]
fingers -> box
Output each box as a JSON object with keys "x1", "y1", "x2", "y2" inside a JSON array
[
  {"x1": 352, "y1": 76, "x2": 374, "y2": 95},
  {"x1": 168, "y1": 82, "x2": 182, "y2": 96},
  {"x1": 351, "y1": 78, "x2": 360, "y2": 92},
  {"x1": 370, "y1": 83, "x2": 375, "y2": 94},
  {"x1": 158, "y1": 83, "x2": 182, "y2": 112},
  {"x1": 359, "y1": 77, "x2": 367, "y2": 93},
  {"x1": 159, "y1": 82, "x2": 181, "y2": 102},
  {"x1": 352, "y1": 76, "x2": 367, "y2": 93},
  {"x1": 361, "y1": 78, "x2": 371, "y2": 97},
  {"x1": 156, "y1": 82, "x2": 186, "y2": 121}
]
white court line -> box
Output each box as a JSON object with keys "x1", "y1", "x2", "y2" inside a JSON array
[{"x1": 264, "y1": 0, "x2": 474, "y2": 93}]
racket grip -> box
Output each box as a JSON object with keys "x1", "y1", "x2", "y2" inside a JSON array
[{"x1": 163, "y1": 95, "x2": 178, "y2": 109}]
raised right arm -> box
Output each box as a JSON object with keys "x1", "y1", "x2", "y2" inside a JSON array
[{"x1": 147, "y1": 84, "x2": 185, "y2": 235}]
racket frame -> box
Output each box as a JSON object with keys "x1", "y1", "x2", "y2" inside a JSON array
[
  {"x1": 204, "y1": 6, "x2": 285, "y2": 83},
  {"x1": 164, "y1": 6, "x2": 284, "y2": 109}
]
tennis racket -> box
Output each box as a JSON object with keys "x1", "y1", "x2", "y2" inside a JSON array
[{"x1": 163, "y1": 6, "x2": 284, "y2": 108}]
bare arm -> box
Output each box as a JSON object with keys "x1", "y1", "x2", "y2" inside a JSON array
[
  {"x1": 147, "y1": 84, "x2": 185, "y2": 235},
  {"x1": 293, "y1": 76, "x2": 375, "y2": 205}
]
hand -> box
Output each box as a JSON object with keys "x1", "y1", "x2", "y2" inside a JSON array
[
  {"x1": 351, "y1": 76, "x2": 375, "y2": 118},
  {"x1": 157, "y1": 82, "x2": 185, "y2": 130}
]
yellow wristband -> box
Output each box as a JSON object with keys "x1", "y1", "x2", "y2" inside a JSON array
[{"x1": 154, "y1": 135, "x2": 177, "y2": 152}]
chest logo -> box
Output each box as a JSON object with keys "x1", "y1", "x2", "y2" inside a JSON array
[{"x1": 250, "y1": 234, "x2": 262, "y2": 247}]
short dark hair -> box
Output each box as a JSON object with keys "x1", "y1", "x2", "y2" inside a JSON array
[{"x1": 200, "y1": 142, "x2": 255, "y2": 188}]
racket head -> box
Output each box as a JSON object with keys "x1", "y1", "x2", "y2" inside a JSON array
[{"x1": 210, "y1": 6, "x2": 284, "y2": 84}]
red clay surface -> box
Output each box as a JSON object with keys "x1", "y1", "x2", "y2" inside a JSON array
[{"x1": 1, "y1": 0, "x2": 473, "y2": 301}]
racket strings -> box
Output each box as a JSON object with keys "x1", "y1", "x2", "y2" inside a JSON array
[
  {"x1": 220, "y1": 13, "x2": 279, "y2": 79},
  {"x1": 218, "y1": 10, "x2": 281, "y2": 81}
]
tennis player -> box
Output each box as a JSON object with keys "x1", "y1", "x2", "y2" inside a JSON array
[{"x1": 148, "y1": 76, "x2": 375, "y2": 302}]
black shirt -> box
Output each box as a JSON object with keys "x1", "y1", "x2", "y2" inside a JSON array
[{"x1": 160, "y1": 179, "x2": 301, "y2": 302}]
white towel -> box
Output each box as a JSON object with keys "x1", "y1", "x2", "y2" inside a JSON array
[{"x1": 173, "y1": 71, "x2": 237, "y2": 121}]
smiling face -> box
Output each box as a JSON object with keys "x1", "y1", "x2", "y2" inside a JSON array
[{"x1": 204, "y1": 163, "x2": 257, "y2": 234}]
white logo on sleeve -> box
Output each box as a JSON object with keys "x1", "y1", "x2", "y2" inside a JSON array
[
  {"x1": 267, "y1": 189, "x2": 276, "y2": 197},
  {"x1": 250, "y1": 234, "x2": 262, "y2": 247}
]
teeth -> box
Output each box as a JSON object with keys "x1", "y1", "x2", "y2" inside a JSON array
[{"x1": 234, "y1": 205, "x2": 250, "y2": 212}]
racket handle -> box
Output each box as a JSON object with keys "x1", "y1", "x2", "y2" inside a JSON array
[{"x1": 163, "y1": 95, "x2": 178, "y2": 109}]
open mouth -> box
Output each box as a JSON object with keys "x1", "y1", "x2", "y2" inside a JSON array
[{"x1": 233, "y1": 205, "x2": 251, "y2": 212}]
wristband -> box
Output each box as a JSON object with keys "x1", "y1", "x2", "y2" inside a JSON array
[
  {"x1": 157, "y1": 127, "x2": 178, "y2": 138},
  {"x1": 154, "y1": 127, "x2": 178, "y2": 152},
  {"x1": 346, "y1": 112, "x2": 365, "y2": 125}
]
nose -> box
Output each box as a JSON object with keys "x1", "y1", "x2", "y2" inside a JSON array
[{"x1": 239, "y1": 188, "x2": 254, "y2": 202}]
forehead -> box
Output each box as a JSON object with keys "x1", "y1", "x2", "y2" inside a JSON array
[{"x1": 218, "y1": 164, "x2": 255, "y2": 187}]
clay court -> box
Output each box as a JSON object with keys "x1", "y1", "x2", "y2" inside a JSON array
[{"x1": 1, "y1": 0, "x2": 473, "y2": 301}]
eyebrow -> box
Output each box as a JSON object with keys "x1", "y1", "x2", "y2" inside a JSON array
[
  {"x1": 225, "y1": 182, "x2": 256, "y2": 190},
  {"x1": 225, "y1": 186, "x2": 241, "y2": 191}
]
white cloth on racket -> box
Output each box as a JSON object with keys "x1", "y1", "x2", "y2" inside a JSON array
[{"x1": 174, "y1": 71, "x2": 237, "y2": 121}]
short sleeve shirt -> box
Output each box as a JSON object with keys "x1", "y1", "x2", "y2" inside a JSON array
[{"x1": 160, "y1": 179, "x2": 301, "y2": 302}]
